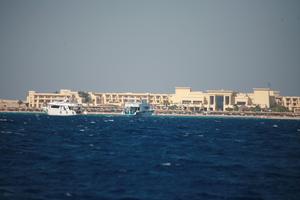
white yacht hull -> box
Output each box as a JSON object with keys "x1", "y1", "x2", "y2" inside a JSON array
[
  {"x1": 123, "y1": 110, "x2": 154, "y2": 117},
  {"x1": 135, "y1": 110, "x2": 154, "y2": 117},
  {"x1": 44, "y1": 101, "x2": 78, "y2": 116},
  {"x1": 123, "y1": 100, "x2": 154, "y2": 117},
  {"x1": 46, "y1": 109, "x2": 76, "y2": 116}
]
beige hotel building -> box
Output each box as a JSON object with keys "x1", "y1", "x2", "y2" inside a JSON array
[
  {"x1": 27, "y1": 89, "x2": 170, "y2": 109},
  {"x1": 89, "y1": 92, "x2": 170, "y2": 108},
  {"x1": 170, "y1": 87, "x2": 281, "y2": 111},
  {"x1": 26, "y1": 89, "x2": 83, "y2": 109},
  {"x1": 26, "y1": 87, "x2": 300, "y2": 112}
]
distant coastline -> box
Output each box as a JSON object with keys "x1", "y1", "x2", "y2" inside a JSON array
[{"x1": 1, "y1": 110, "x2": 300, "y2": 120}]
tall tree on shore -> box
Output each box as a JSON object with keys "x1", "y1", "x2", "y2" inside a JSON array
[
  {"x1": 17, "y1": 100, "x2": 23, "y2": 107},
  {"x1": 78, "y1": 91, "x2": 92, "y2": 104}
]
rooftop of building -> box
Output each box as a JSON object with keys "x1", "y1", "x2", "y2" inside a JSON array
[
  {"x1": 253, "y1": 88, "x2": 271, "y2": 91},
  {"x1": 206, "y1": 89, "x2": 234, "y2": 93}
]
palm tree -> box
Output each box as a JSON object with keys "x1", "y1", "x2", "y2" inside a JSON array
[
  {"x1": 78, "y1": 91, "x2": 92, "y2": 105},
  {"x1": 17, "y1": 100, "x2": 23, "y2": 110}
]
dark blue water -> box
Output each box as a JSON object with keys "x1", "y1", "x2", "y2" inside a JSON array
[{"x1": 1, "y1": 113, "x2": 300, "y2": 200}]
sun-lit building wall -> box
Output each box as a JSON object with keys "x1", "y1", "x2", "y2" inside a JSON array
[
  {"x1": 234, "y1": 93, "x2": 252, "y2": 106},
  {"x1": 25, "y1": 87, "x2": 300, "y2": 112},
  {"x1": 171, "y1": 88, "x2": 235, "y2": 111},
  {"x1": 170, "y1": 87, "x2": 289, "y2": 111},
  {"x1": 282, "y1": 96, "x2": 300, "y2": 112},
  {"x1": 26, "y1": 90, "x2": 82, "y2": 108},
  {"x1": 90, "y1": 92, "x2": 170, "y2": 107},
  {"x1": 251, "y1": 88, "x2": 271, "y2": 108},
  {"x1": 0, "y1": 99, "x2": 27, "y2": 110},
  {"x1": 171, "y1": 87, "x2": 206, "y2": 109},
  {"x1": 206, "y1": 90, "x2": 235, "y2": 111}
]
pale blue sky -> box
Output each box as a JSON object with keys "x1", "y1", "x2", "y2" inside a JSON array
[{"x1": 0, "y1": 0, "x2": 300, "y2": 99}]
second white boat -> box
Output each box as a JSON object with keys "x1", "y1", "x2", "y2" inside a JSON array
[
  {"x1": 123, "y1": 100, "x2": 154, "y2": 116},
  {"x1": 43, "y1": 99, "x2": 81, "y2": 116}
]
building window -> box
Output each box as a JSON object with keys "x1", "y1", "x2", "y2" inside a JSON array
[
  {"x1": 225, "y1": 96, "x2": 230, "y2": 105},
  {"x1": 210, "y1": 96, "x2": 214, "y2": 104},
  {"x1": 237, "y1": 101, "x2": 246, "y2": 106},
  {"x1": 182, "y1": 100, "x2": 191, "y2": 104},
  {"x1": 193, "y1": 101, "x2": 201, "y2": 105},
  {"x1": 51, "y1": 105, "x2": 60, "y2": 109}
]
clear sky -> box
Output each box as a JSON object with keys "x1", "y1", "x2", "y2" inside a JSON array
[{"x1": 0, "y1": 0, "x2": 300, "y2": 99}]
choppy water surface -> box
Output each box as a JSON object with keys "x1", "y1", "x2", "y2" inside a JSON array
[{"x1": 1, "y1": 113, "x2": 300, "y2": 200}]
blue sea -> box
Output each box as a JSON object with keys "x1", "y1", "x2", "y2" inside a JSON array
[{"x1": 1, "y1": 113, "x2": 300, "y2": 200}]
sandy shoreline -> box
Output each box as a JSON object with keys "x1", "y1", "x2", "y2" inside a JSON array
[
  {"x1": 155, "y1": 113, "x2": 300, "y2": 120},
  {"x1": 1, "y1": 110, "x2": 300, "y2": 120}
]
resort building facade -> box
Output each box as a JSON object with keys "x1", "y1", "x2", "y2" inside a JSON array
[
  {"x1": 26, "y1": 89, "x2": 82, "y2": 108},
  {"x1": 170, "y1": 87, "x2": 235, "y2": 112},
  {"x1": 24, "y1": 87, "x2": 300, "y2": 112},
  {"x1": 0, "y1": 99, "x2": 27, "y2": 111},
  {"x1": 170, "y1": 87, "x2": 281, "y2": 112},
  {"x1": 281, "y1": 96, "x2": 300, "y2": 112},
  {"x1": 89, "y1": 92, "x2": 170, "y2": 107},
  {"x1": 26, "y1": 89, "x2": 170, "y2": 109}
]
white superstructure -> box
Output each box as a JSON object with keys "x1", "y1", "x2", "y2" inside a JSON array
[
  {"x1": 43, "y1": 100, "x2": 80, "y2": 116},
  {"x1": 123, "y1": 100, "x2": 154, "y2": 116}
]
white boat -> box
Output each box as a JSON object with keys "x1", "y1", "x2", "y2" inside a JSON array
[
  {"x1": 123, "y1": 100, "x2": 154, "y2": 116},
  {"x1": 43, "y1": 99, "x2": 81, "y2": 116}
]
